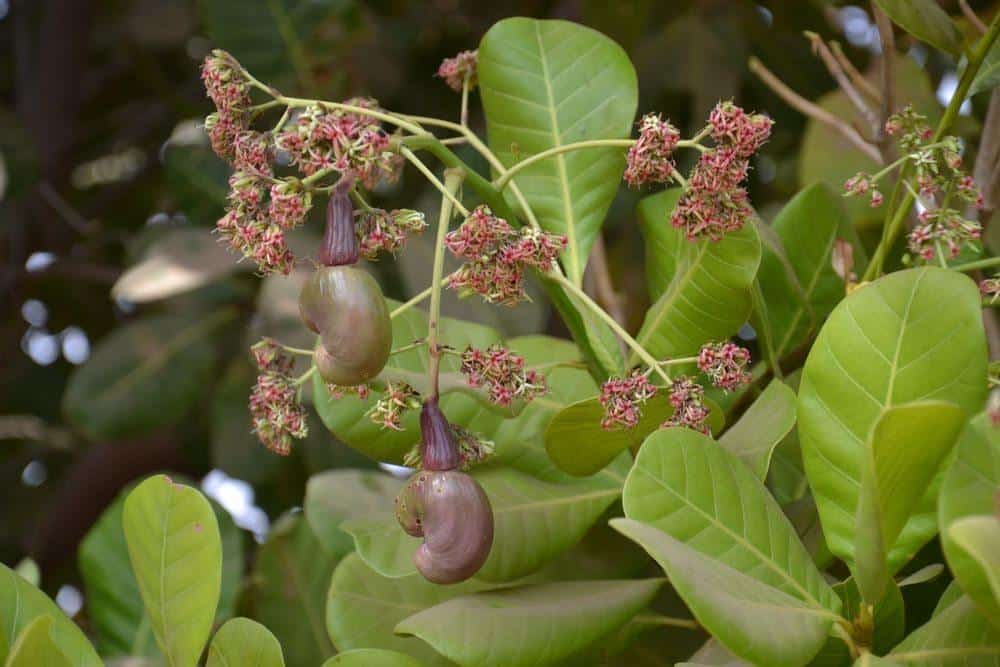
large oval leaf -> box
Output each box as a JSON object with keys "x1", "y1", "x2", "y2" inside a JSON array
[
  {"x1": 395, "y1": 579, "x2": 662, "y2": 667},
  {"x1": 63, "y1": 311, "x2": 230, "y2": 440},
  {"x1": 873, "y1": 0, "x2": 963, "y2": 56},
  {"x1": 635, "y1": 190, "x2": 761, "y2": 363},
  {"x1": 305, "y1": 469, "x2": 404, "y2": 557},
  {"x1": 478, "y1": 17, "x2": 638, "y2": 283},
  {"x1": 206, "y1": 618, "x2": 284, "y2": 667},
  {"x1": 889, "y1": 594, "x2": 1000, "y2": 664},
  {"x1": 250, "y1": 513, "x2": 338, "y2": 666},
  {"x1": 322, "y1": 649, "x2": 424, "y2": 666},
  {"x1": 325, "y1": 553, "x2": 487, "y2": 666},
  {"x1": 798, "y1": 268, "x2": 988, "y2": 574},
  {"x1": 5, "y1": 616, "x2": 72, "y2": 667},
  {"x1": 0, "y1": 565, "x2": 101, "y2": 667},
  {"x1": 123, "y1": 475, "x2": 222, "y2": 667},
  {"x1": 611, "y1": 519, "x2": 837, "y2": 667},
  {"x1": 939, "y1": 412, "x2": 1000, "y2": 625},
  {"x1": 623, "y1": 428, "x2": 840, "y2": 612}
]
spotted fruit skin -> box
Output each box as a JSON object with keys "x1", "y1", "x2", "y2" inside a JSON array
[
  {"x1": 395, "y1": 469, "x2": 494, "y2": 584},
  {"x1": 299, "y1": 265, "x2": 391, "y2": 386}
]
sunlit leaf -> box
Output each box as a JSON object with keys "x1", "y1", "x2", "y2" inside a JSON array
[
  {"x1": 718, "y1": 379, "x2": 797, "y2": 479},
  {"x1": 5, "y1": 616, "x2": 72, "y2": 667},
  {"x1": 874, "y1": 0, "x2": 963, "y2": 56},
  {"x1": 206, "y1": 617, "x2": 284, "y2": 667},
  {"x1": 889, "y1": 595, "x2": 1000, "y2": 663}
]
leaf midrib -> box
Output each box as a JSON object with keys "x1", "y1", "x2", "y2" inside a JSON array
[{"x1": 533, "y1": 22, "x2": 580, "y2": 283}]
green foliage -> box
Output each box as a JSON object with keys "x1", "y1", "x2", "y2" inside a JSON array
[
  {"x1": 206, "y1": 618, "x2": 285, "y2": 667},
  {"x1": 873, "y1": 0, "x2": 964, "y2": 56},
  {"x1": 5, "y1": 616, "x2": 72, "y2": 667},
  {"x1": 717, "y1": 379, "x2": 797, "y2": 480}
]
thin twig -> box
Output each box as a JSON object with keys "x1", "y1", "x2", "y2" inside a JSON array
[
  {"x1": 749, "y1": 57, "x2": 883, "y2": 163},
  {"x1": 960, "y1": 0, "x2": 989, "y2": 34},
  {"x1": 583, "y1": 236, "x2": 627, "y2": 358},
  {"x1": 427, "y1": 170, "x2": 466, "y2": 398},
  {"x1": 873, "y1": 4, "x2": 896, "y2": 149},
  {"x1": 805, "y1": 31, "x2": 880, "y2": 135},
  {"x1": 830, "y1": 41, "x2": 881, "y2": 103}
]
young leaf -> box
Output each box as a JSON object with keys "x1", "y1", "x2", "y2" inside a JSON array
[
  {"x1": 62, "y1": 312, "x2": 230, "y2": 441},
  {"x1": 623, "y1": 428, "x2": 840, "y2": 612},
  {"x1": 321, "y1": 649, "x2": 424, "y2": 666},
  {"x1": 611, "y1": 519, "x2": 838, "y2": 667},
  {"x1": 798, "y1": 268, "x2": 988, "y2": 576},
  {"x1": 0, "y1": 564, "x2": 101, "y2": 667},
  {"x1": 873, "y1": 0, "x2": 964, "y2": 56},
  {"x1": 478, "y1": 17, "x2": 638, "y2": 283},
  {"x1": 947, "y1": 517, "x2": 1000, "y2": 625},
  {"x1": 395, "y1": 579, "x2": 662, "y2": 667},
  {"x1": 251, "y1": 514, "x2": 338, "y2": 667},
  {"x1": 635, "y1": 190, "x2": 761, "y2": 363},
  {"x1": 968, "y1": 39, "x2": 1000, "y2": 98},
  {"x1": 206, "y1": 618, "x2": 284, "y2": 667},
  {"x1": 326, "y1": 554, "x2": 487, "y2": 666},
  {"x1": 5, "y1": 616, "x2": 71, "y2": 667},
  {"x1": 340, "y1": 464, "x2": 625, "y2": 581},
  {"x1": 545, "y1": 393, "x2": 724, "y2": 477},
  {"x1": 853, "y1": 401, "x2": 967, "y2": 604},
  {"x1": 718, "y1": 379, "x2": 797, "y2": 479},
  {"x1": 754, "y1": 184, "x2": 860, "y2": 360},
  {"x1": 888, "y1": 595, "x2": 1000, "y2": 663},
  {"x1": 939, "y1": 412, "x2": 1000, "y2": 625},
  {"x1": 122, "y1": 475, "x2": 222, "y2": 667}
]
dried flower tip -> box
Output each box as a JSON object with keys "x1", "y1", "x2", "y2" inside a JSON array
[
  {"x1": 599, "y1": 371, "x2": 658, "y2": 430},
  {"x1": 357, "y1": 208, "x2": 427, "y2": 259},
  {"x1": 697, "y1": 341, "x2": 751, "y2": 391},
  {"x1": 369, "y1": 381, "x2": 421, "y2": 431},
  {"x1": 437, "y1": 50, "x2": 479, "y2": 92},
  {"x1": 460, "y1": 345, "x2": 547, "y2": 407},
  {"x1": 624, "y1": 113, "x2": 680, "y2": 188},
  {"x1": 326, "y1": 383, "x2": 372, "y2": 400},
  {"x1": 663, "y1": 376, "x2": 710, "y2": 433}
]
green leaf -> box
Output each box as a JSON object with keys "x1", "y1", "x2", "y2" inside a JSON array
[
  {"x1": 940, "y1": 412, "x2": 1000, "y2": 625},
  {"x1": 305, "y1": 469, "x2": 404, "y2": 557},
  {"x1": 63, "y1": 311, "x2": 231, "y2": 441},
  {"x1": 718, "y1": 379, "x2": 797, "y2": 479},
  {"x1": 889, "y1": 595, "x2": 1000, "y2": 664},
  {"x1": 80, "y1": 485, "x2": 244, "y2": 658},
  {"x1": 123, "y1": 475, "x2": 222, "y2": 667},
  {"x1": 798, "y1": 267, "x2": 988, "y2": 575},
  {"x1": 540, "y1": 278, "x2": 625, "y2": 378},
  {"x1": 635, "y1": 190, "x2": 762, "y2": 362},
  {"x1": 12, "y1": 560, "x2": 38, "y2": 588},
  {"x1": 853, "y1": 655, "x2": 900, "y2": 667},
  {"x1": 206, "y1": 618, "x2": 284, "y2": 667},
  {"x1": 5, "y1": 616, "x2": 71, "y2": 667},
  {"x1": 326, "y1": 554, "x2": 487, "y2": 666},
  {"x1": 545, "y1": 392, "x2": 724, "y2": 477},
  {"x1": 395, "y1": 579, "x2": 662, "y2": 667},
  {"x1": 853, "y1": 402, "x2": 967, "y2": 603},
  {"x1": 196, "y1": 0, "x2": 356, "y2": 89},
  {"x1": 896, "y1": 563, "x2": 945, "y2": 588},
  {"x1": 478, "y1": 17, "x2": 638, "y2": 283},
  {"x1": 934, "y1": 581, "x2": 966, "y2": 617},
  {"x1": 251, "y1": 513, "x2": 337, "y2": 666},
  {"x1": 322, "y1": 649, "x2": 424, "y2": 666},
  {"x1": 969, "y1": 39, "x2": 1000, "y2": 98},
  {"x1": 623, "y1": 428, "x2": 840, "y2": 612},
  {"x1": 611, "y1": 519, "x2": 838, "y2": 667},
  {"x1": 874, "y1": 0, "x2": 963, "y2": 56},
  {"x1": 341, "y1": 463, "x2": 626, "y2": 581},
  {"x1": 0, "y1": 564, "x2": 101, "y2": 667},
  {"x1": 834, "y1": 577, "x2": 905, "y2": 656},
  {"x1": 947, "y1": 517, "x2": 1000, "y2": 626},
  {"x1": 755, "y1": 184, "x2": 860, "y2": 360}
]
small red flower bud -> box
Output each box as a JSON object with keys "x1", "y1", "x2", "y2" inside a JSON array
[{"x1": 437, "y1": 50, "x2": 479, "y2": 92}]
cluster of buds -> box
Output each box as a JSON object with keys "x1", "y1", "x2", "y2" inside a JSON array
[
  {"x1": 249, "y1": 338, "x2": 308, "y2": 455},
  {"x1": 980, "y1": 277, "x2": 1000, "y2": 305},
  {"x1": 670, "y1": 102, "x2": 772, "y2": 242},
  {"x1": 697, "y1": 341, "x2": 751, "y2": 391},
  {"x1": 369, "y1": 381, "x2": 421, "y2": 431},
  {"x1": 599, "y1": 371, "x2": 658, "y2": 430},
  {"x1": 356, "y1": 208, "x2": 427, "y2": 259},
  {"x1": 404, "y1": 424, "x2": 495, "y2": 470},
  {"x1": 459, "y1": 345, "x2": 547, "y2": 407},
  {"x1": 664, "y1": 376, "x2": 710, "y2": 433},
  {"x1": 202, "y1": 50, "x2": 252, "y2": 161},
  {"x1": 445, "y1": 205, "x2": 566, "y2": 305},
  {"x1": 276, "y1": 100, "x2": 403, "y2": 189},
  {"x1": 437, "y1": 50, "x2": 479, "y2": 92},
  {"x1": 884, "y1": 106, "x2": 934, "y2": 153},
  {"x1": 907, "y1": 207, "x2": 982, "y2": 262},
  {"x1": 844, "y1": 173, "x2": 883, "y2": 208},
  {"x1": 624, "y1": 114, "x2": 681, "y2": 188}
]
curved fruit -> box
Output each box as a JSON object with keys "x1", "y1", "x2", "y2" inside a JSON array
[
  {"x1": 395, "y1": 469, "x2": 494, "y2": 584},
  {"x1": 300, "y1": 266, "x2": 391, "y2": 386}
]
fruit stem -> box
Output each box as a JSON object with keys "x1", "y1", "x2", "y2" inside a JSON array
[{"x1": 427, "y1": 169, "x2": 466, "y2": 399}]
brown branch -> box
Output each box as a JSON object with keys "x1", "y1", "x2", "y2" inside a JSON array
[
  {"x1": 873, "y1": 4, "x2": 897, "y2": 150},
  {"x1": 974, "y1": 89, "x2": 1000, "y2": 217},
  {"x1": 960, "y1": 0, "x2": 989, "y2": 34},
  {"x1": 830, "y1": 41, "x2": 882, "y2": 103},
  {"x1": 805, "y1": 31, "x2": 881, "y2": 136},
  {"x1": 748, "y1": 57, "x2": 884, "y2": 164}
]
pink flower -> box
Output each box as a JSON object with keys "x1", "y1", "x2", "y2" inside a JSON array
[
  {"x1": 663, "y1": 376, "x2": 710, "y2": 433},
  {"x1": 697, "y1": 341, "x2": 751, "y2": 391},
  {"x1": 460, "y1": 345, "x2": 546, "y2": 407},
  {"x1": 980, "y1": 278, "x2": 1000, "y2": 305},
  {"x1": 369, "y1": 381, "x2": 421, "y2": 431},
  {"x1": 356, "y1": 208, "x2": 427, "y2": 259},
  {"x1": 437, "y1": 50, "x2": 479, "y2": 92},
  {"x1": 708, "y1": 101, "x2": 773, "y2": 158},
  {"x1": 599, "y1": 371, "x2": 658, "y2": 430},
  {"x1": 201, "y1": 50, "x2": 250, "y2": 112},
  {"x1": 670, "y1": 148, "x2": 753, "y2": 242},
  {"x1": 249, "y1": 345, "x2": 309, "y2": 455},
  {"x1": 268, "y1": 182, "x2": 312, "y2": 230},
  {"x1": 624, "y1": 113, "x2": 681, "y2": 188},
  {"x1": 907, "y1": 207, "x2": 981, "y2": 264}
]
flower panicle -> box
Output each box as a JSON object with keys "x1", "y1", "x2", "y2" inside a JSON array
[
  {"x1": 249, "y1": 338, "x2": 308, "y2": 456},
  {"x1": 599, "y1": 371, "x2": 658, "y2": 430},
  {"x1": 356, "y1": 208, "x2": 427, "y2": 260},
  {"x1": 625, "y1": 113, "x2": 681, "y2": 188},
  {"x1": 369, "y1": 381, "x2": 421, "y2": 431},
  {"x1": 437, "y1": 50, "x2": 479, "y2": 92},
  {"x1": 697, "y1": 341, "x2": 752, "y2": 391},
  {"x1": 460, "y1": 344, "x2": 547, "y2": 407}
]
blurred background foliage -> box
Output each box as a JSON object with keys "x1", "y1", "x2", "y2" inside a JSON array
[{"x1": 0, "y1": 0, "x2": 995, "y2": 650}]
